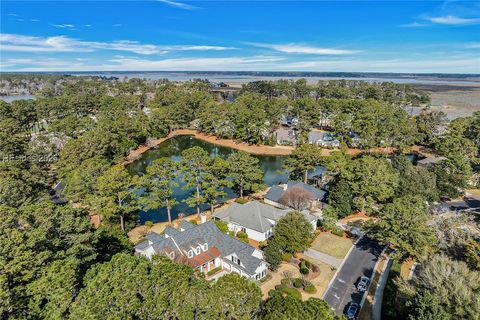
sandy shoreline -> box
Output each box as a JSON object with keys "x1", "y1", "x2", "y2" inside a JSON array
[
  {"x1": 121, "y1": 129, "x2": 295, "y2": 165},
  {"x1": 122, "y1": 129, "x2": 434, "y2": 166}
]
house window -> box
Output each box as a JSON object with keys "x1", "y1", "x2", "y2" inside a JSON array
[
  {"x1": 169, "y1": 252, "x2": 175, "y2": 259},
  {"x1": 188, "y1": 250, "x2": 193, "y2": 258},
  {"x1": 241, "y1": 227, "x2": 246, "y2": 233},
  {"x1": 202, "y1": 243, "x2": 208, "y2": 251},
  {"x1": 231, "y1": 256, "x2": 240, "y2": 265},
  {"x1": 195, "y1": 246, "x2": 201, "y2": 255}
]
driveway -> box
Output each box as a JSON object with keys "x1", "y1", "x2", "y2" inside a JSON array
[{"x1": 323, "y1": 237, "x2": 383, "y2": 316}]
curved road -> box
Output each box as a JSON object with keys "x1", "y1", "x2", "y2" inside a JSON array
[{"x1": 323, "y1": 237, "x2": 383, "y2": 316}]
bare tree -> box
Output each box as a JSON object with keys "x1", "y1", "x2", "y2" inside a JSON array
[{"x1": 279, "y1": 187, "x2": 315, "y2": 211}]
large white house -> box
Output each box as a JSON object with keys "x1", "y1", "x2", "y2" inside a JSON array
[
  {"x1": 213, "y1": 200, "x2": 317, "y2": 242},
  {"x1": 134, "y1": 220, "x2": 268, "y2": 280}
]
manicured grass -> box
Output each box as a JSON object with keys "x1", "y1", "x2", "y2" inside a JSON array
[{"x1": 310, "y1": 233, "x2": 353, "y2": 259}]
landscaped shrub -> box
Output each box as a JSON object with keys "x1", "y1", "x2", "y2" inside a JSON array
[
  {"x1": 304, "y1": 260, "x2": 312, "y2": 269},
  {"x1": 281, "y1": 278, "x2": 290, "y2": 286},
  {"x1": 214, "y1": 220, "x2": 229, "y2": 233},
  {"x1": 331, "y1": 228, "x2": 345, "y2": 237},
  {"x1": 279, "y1": 287, "x2": 302, "y2": 300},
  {"x1": 292, "y1": 278, "x2": 303, "y2": 288},
  {"x1": 236, "y1": 231, "x2": 248, "y2": 239},
  {"x1": 275, "y1": 284, "x2": 287, "y2": 291},
  {"x1": 235, "y1": 198, "x2": 249, "y2": 204},
  {"x1": 206, "y1": 266, "x2": 222, "y2": 276},
  {"x1": 304, "y1": 283, "x2": 317, "y2": 294},
  {"x1": 281, "y1": 252, "x2": 292, "y2": 262},
  {"x1": 259, "y1": 240, "x2": 268, "y2": 249},
  {"x1": 228, "y1": 231, "x2": 235, "y2": 237},
  {"x1": 260, "y1": 274, "x2": 272, "y2": 283},
  {"x1": 189, "y1": 219, "x2": 198, "y2": 225},
  {"x1": 300, "y1": 261, "x2": 310, "y2": 274},
  {"x1": 144, "y1": 220, "x2": 154, "y2": 228}
]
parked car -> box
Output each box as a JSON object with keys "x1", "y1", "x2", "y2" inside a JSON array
[
  {"x1": 357, "y1": 276, "x2": 370, "y2": 292},
  {"x1": 346, "y1": 302, "x2": 359, "y2": 320}
]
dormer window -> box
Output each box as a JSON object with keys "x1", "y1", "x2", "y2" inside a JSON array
[
  {"x1": 202, "y1": 243, "x2": 208, "y2": 251},
  {"x1": 169, "y1": 252, "x2": 175, "y2": 259},
  {"x1": 188, "y1": 250, "x2": 193, "y2": 258},
  {"x1": 195, "y1": 246, "x2": 201, "y2": 255}
]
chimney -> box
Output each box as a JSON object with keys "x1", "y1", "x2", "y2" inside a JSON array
[
  {"x1": 282, "y1": 184, "x2": 288, "y2": 191},
  {"x1": 200, "y1": 213, "x2": 207, "y2": 224}
]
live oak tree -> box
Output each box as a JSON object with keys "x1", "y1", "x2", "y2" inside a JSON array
[
  {"x1": 226, "y1": 151, "x2": 264, "y2": 198},
  {"x1": 398, "y1": 254, "x2": 480, "y2": 320},
  {"x1": 69, "y1": 254, "x2": 263, "y2": 320},
  {"x1": 260, "y1": 291, "x2": 340, "y2": 320},
  {"x1": 284, "y1": 143, "x2": 323, "y2": 183},
  {"x1": 273, "y1": 211, "x2": 313, "y2": 254},
  {"x1": 208, "y1": 273, "x2": 262, "y2": 320},
  {"x1": 366, "y1": 195, "x2": 435, "y2": 260},
  {"x1": 342, "y1": 155, "x2": 399, "y2": 211},
  {"x1": 142, "y1": 157, "x2": 179, "y2": 224},
  {"x1": 0, "y1": 202, "x2": 100, "y2": 319},
  {"x1": 96, "y1": 165, "x2": 141, "y2": 231}
]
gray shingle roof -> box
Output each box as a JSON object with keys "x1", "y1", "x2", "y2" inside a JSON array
[
  {"x1": 417, "y1": 156, "x2": 447, "y2": 165},
  {"x1": 135, "y1": 221, "x2": 264, "y2": 275},
  {"x1": 265, "y1": 180, "x2": 327, "y2": 203},
  {"x1": 213, "y1": 201, "x2": 291, "y2": 233}
]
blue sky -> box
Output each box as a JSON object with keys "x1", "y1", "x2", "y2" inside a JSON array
[{"x1": 1, "y1": 0, "x2": 479, "y2": 73}]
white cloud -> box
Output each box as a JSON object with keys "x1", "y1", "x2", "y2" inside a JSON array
[
  {"x1": 113, "y1": 24, "x2": 123, "y2": 27},
  {"x1": 157, "y1": 0, "x2": 197, "y2": 10},
  {"x1": 466, "y1": 43, "x2": 480, "y2": 49},
  {"x1": 399, "y1": 22, "x2": 428, "y2": 28},
  {"x1": 53, "y1": 24, "x2": 76, "y2": 29},
  {"x1": 426, "y1": 15, "x2": 480, "y2": 25},
  {"x1": 0, "y1": 33, "x2": 235, "y2": 55},
  {"x1": 245, "y1": 42, "x2": 357, "y2": 55}
]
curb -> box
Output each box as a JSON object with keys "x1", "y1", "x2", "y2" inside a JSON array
[
  {"x1": 321, "y1": 235, "x2": 362, "y2": 299},
  {"x1": 372, "y1": 257, "x2": 392, "y2": 320},
  {"x1": 359, "y1": 246, "x2": 388, "y2": 310}
]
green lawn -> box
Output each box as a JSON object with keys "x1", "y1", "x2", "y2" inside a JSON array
[{"x1": 310, "y1": 233, "x2": 353, "y2": 259}]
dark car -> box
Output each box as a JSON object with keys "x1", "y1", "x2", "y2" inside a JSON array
[
  {"x1": 346, "y1": 302, "x2": 359, "y2": 320},
  {"x1": 357, "y1": 276, "x2": 370, "y2": 292}
]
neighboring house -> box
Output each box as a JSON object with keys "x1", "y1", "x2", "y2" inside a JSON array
[
  {"x1": 281, "y1": 114, "x2": 298, "y2": 127},
  {"x1": 417, "y1": 156, "x2": 448, "y2": 167},
  {"x1": 134, "y1": 220, "x2": 268, "y2": 280},
  {"x1": 213, "y1": 200, "x2": 317, "y2": 242},
  {"x1": 273, "y1": 126, "x2": 297, "y2": 145},
  {"x1": 308, "y1": 130, "x2": 340, "y2": 148},
  {"x1": 265, "y1": 180, "x2": 327, "y2": 212}
]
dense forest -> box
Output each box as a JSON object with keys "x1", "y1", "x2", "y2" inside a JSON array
[{"x1": 1, "y1": 74, "x2": 479, "y2": 319}]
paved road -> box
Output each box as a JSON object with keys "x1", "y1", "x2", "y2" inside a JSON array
[
  {"x1": 304, "y1": 249, "x2": 343, "y2": 268},
  {"x1": 323, "y1": 237, "x2": 383, "y2": 316}
]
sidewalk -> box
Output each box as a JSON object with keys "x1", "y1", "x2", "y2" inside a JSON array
[{"x1": 304, "y1": 248, "x2": 343, "y2": 268}]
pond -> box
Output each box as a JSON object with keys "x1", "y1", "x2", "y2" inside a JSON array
[
  {"x1": 127, "y1": 135, "x2": 289, "y2": 223},
  {"x1": 0, "y1": 95, "x2": 36, "y2": 102}
]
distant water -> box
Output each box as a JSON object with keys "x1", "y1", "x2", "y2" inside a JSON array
[
  {"x1": 68, "y1": 71, "x2": 480, "y2": 85},
  {"x1": 127, "y1": 135, "x2": 290, "y2": 224},
  {"x1": 0, "y1": 95, "x2": 36, "y2": 102}
]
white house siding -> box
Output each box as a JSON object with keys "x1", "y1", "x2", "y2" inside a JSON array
[
  {"x1": 263, "y1": 198, "x2": 283, "y2": 209},
  {"x1": 227, "y1": 223, "x2": 269, "y2": 242}
]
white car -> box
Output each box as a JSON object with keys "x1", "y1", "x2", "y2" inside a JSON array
[{"x1": 357, "y1": 276, "x2": 370, "y2": 292}]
